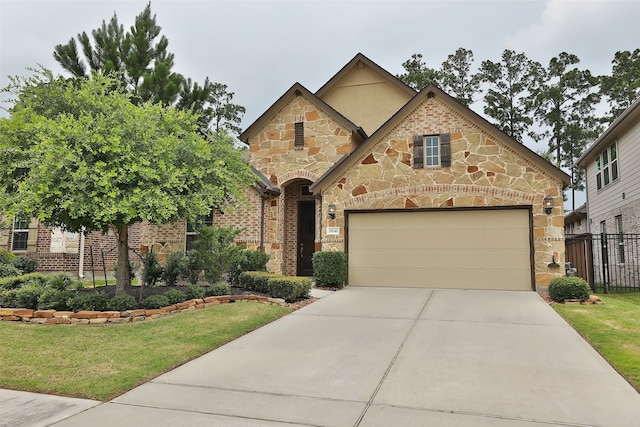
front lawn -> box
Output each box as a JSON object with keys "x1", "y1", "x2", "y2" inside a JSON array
[
  {"x1": 553, "y1": 293, "x2": 640, "y2": 392},
  {"x1": 0, "y1": 302, "x2": 291, "y2": 400}
]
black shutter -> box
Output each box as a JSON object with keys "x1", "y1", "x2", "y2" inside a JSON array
[
  {"x1": 440, "y1": 133, "x2": 451, "y2": 167},
  {"x1": 295, "y1": 122, "x2": 304, "y2": 148},
  {"x1": 413, "y1": 135, "x2": 423, "y2": 168}
]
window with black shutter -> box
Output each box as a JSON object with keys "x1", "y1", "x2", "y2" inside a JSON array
[
  {"x1": 295, "y1": 122, "x2": 304, "y2": 148},
  {"x1": 412, "y1": 133, "x2": 451, "y2": 169}
]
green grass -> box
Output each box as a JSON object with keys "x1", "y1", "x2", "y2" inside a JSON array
[
  {"x1": 0, "y1": 302, "x2": 291, "y2": 400},
  {"x1": 553, "y1": 293, "x2": 640, "y2": 392}
]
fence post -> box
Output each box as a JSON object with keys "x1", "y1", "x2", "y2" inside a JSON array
[{"x1": 600, "y1": 233, "x2": 609, "y2": 294}]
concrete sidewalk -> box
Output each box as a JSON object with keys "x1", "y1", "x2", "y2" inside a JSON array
[{"x1": 3, "y1": 288, "x2": 640, "y2": 426}]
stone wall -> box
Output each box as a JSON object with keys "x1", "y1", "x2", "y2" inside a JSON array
[
  {"x1": 247, "y1": 94, "x2": 357, "y2": 275},
  {"x1": 319, "y1": 97, "x2": 566, "y2": 288}
]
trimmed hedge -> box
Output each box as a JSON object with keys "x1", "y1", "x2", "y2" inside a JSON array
[
  {"x1": 142, "y1": 294, "x2": 170, "y2": 309},
  {"x1": 312, "y1": 251, "x2": 347, "y2": 288},
  {"x1": 0, "y1": 264, "x2": 22, "y2": 279},
  {"x1": 268, "y1": 277, "x2": 312, "y2": 302},
  {"x1": 239, "y1": 271, "x2": 281, "y2": 293},
  {"x1": 548, "y1": 277, "x2": 591, "y2": 302},
  {"x1": 68, "y1": 292, "x2": 109, "y2": 312},
  {"x1": 164, "y1": 288, "x2": 187, "y2": 305}
]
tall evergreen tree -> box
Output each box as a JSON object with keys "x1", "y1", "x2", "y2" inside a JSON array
[
  {"x1": 397, "y1": 53, "x2": 441, "y2": 91},
  {"x1": 600, "y1": 49, "x2": 640, "y2": 123},
  {"x1": 53, "y1": 2, "x2": 244, "y2": 135},
  {"x1": 528, "y1": 52, "x2": 601, "y2": 208},
  {"x1": 438, "y1": 48, "x2": 481, "y2": 106},
  {"x1": 478, "y1": 50, "x2": 542, "y2": 142}
]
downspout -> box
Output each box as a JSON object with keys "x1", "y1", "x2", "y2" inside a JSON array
[
  {"x1": 78, "y1": 227, "x2": 86, "y2": 279},
  {"x1": 259, "y1": 196, "x2": 266, "y2": 252}
]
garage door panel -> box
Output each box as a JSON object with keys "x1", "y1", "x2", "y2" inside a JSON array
[{"x1": 347, "y1": 209, "x2": 532, "y2": 291}]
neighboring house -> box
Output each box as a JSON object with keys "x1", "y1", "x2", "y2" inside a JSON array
[
  {"x1": 576, "y1": 96, "x2": 640, "y2": 235},
  {"x1": 573, "y1": 96, "x2": 640, "y2": 290},
  {"x1": 2, "y1": 54, "x2": 571, "y2": 291},
  {"x1": 564, "y1": 203, "x2": 588, "y2": 235}
]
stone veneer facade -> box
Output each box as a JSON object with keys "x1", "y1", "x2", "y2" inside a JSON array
[
  {"x1": 247, "y1": 95, "x2": 357, "y2": 275},
  {"x1": 316, "y1": 97, "x2": 566, "y2": 288}
]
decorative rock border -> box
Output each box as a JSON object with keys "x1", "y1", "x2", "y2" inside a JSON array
[{"x1": 0, "y1": 295, "x2": 287, "y2": 324}]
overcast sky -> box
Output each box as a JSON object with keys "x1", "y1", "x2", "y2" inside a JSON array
[{"x1": 2, "y1": 0, "x2": 639, "y2": 209}]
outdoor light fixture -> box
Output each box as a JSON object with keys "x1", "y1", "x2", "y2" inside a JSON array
[
  {"x1": 544, "y1": 195, "x2": 553, "y2": 215},
  {"x1": 327, "y1": 203, "x2": 336, "y2": 219}
]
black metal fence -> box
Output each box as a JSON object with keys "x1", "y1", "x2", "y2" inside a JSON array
[{"x1": 566, "y1": 233, "x2": 640, "y2": 293}]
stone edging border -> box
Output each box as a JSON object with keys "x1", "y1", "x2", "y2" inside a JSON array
[{"x1": 0, "y1": 294, "x2": 287, "y2": 324}]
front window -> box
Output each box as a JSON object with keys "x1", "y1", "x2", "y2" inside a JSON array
[
  {"x1": 11, "y1": 215, "x2": 29, "y2": 251},
  {"x1": 186, "y1": 210, "x2": 214, "y2": 251}
]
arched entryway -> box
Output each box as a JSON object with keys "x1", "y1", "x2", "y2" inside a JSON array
[{"x1": 282, "y1": 179, "x2": 316, "y2": 277}]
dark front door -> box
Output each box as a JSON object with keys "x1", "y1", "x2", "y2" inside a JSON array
[{"x1": 297, "y1": 201, "x2": 315, "y2": 276}]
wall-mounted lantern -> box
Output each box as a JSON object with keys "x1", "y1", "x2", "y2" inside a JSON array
[
  {"x1": 544, "y1": 195, "x2": 553, "y2": 215},
  {"x1": 327, "y1": 203, "x2": 336, "y2": 219}
]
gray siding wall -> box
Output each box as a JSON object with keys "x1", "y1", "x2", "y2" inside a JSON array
[{"x1": 585, "y1": 119, "x2": 640, "y2": 233}]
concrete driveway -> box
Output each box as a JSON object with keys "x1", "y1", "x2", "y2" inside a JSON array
[{"x1": 10, "y1": 288, "x2": 640, "y2": 426}]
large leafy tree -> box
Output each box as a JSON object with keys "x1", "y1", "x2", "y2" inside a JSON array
[
  {"x1": 528, "y1": 53, "x2": 601, "y2": 208},
  {"x1": 439, "y1": 48, "x2": 481, "y2": 106},
  {"x1": 0, "y1": 70, "x2": 255, "y2": 295},
  {"x1": 478, "y1": 50, "x2": 542, "y2": 142},
  {"x1": 53, "y1": 2, "x2": 244, "y2": 135},
  {"x1": 600, "y1": 49, "x2": 640, "y2": 124}
]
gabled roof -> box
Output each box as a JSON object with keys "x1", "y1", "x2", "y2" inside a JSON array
[
  {"x1": 310, "y1": 84, "x2": 571, "y2": 193},
  {"x1": 239, "y1": 82, "x2": 367, "y2": 145},
  {"x1": 576, "y1": 95, "x2": 640, "y2": 167},
  {"x1": 315, "y1": 52, "x2": 416, "y2": 100}
]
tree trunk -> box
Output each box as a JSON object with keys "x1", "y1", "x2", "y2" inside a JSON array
[{"x1": 115, "y1": 224, "x2": 131, "y2": 296}]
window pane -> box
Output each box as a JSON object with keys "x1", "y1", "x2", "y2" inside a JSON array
[
  {"x1": 611, "y1": 160, "x2": 618, "y2": 181},
  {"x1": 424, "y1": 136, "x2": 439, "y2": 166},
  {"x1": 610, "y1": 143, "x2": 616, "y2": 160},
  {"x1": 603, "y1": 150, "x2": 608, "y2": 165},
  {"x1": 604, "y1": 166, "x2": 610, "y2": 185},
  {"x1": 595, "y1": 158, "x2": 601, "y2": 172},
  {"x1": 13, "y1": 216, "x2": 29, "y2": 231},
  {"x1": 596, "y1": 172, "x2": 602, "y2": 189},
  {"x1": 12, "y1": 232, "x2": 28, "y2": 251}
]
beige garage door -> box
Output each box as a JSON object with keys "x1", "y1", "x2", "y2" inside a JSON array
[{"x1": 347, "y1": 209, "x2": 532, "y2": 290}]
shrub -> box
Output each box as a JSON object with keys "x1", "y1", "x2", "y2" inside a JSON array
[
  {"x1": 0, "y1": 289, "x2": 20, "y2": 308},
  {"x1": 164, "y1": 288, "x2": 186, "y2": 305},
  {"x1": 142, "y1": 294, "x2": 170, "y2": 309},
  {"x1": 0, "y1": 273, "x2": 49, "y2": 290},
  {"x1": 184, "y1": 284, "x2": 205, "y2": 300},
  {"x1": 268, "y1": 276, "x2": 312, "y2": 302},
  {"x1": 227, "y1": 249, "x2": 270, "y2": 286},
  {"x1": 163, "y1": 252, "x2": 185, "y2": 286},
  {"x1": 68, "y1": 292, "x2": 109, "y2": 312},
  {"x1": 548, "y1": 277, "x2": 591, "y2": 302},
  {"x1": 141, "y1": 252, "x2": 164, "y2": 287},
  {"x1": 206, "y1": 283, "x2": 230, "y2": 296},
  {"x1": 313, "y1": 251, "x2": 347, "y2": 288},
  {"x1": 37, "y1": 289, "x2": 75, "y2": 311},
  {"x1": 181, "y1": 251, "x2": 203, "y2": 285},
  {"x1": 107, "y1": 294, "x2": 138, "y2": 311},
  {"x1": 15, "y1": 284, "x2": 46, "y2": 309},
  {"x1": 13, "y1": 256, "x2": 38, "y2": 274},
  {"x1": 0, "y1": 250, "x2": 15, "y2": 265},
  {"x1": 46, "y1": 274, "x2": 72, "y2": 291},
  {"x1": 189, "y1": 226, "x2": 244, "y2": 284},
  {"x1": 239, "y1": 271, "x2": 281, "y2": 293},
  {"x1": 0, "y1": 264, "x2": 21, "y2": 279}
]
